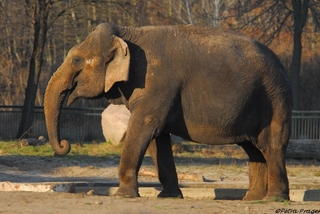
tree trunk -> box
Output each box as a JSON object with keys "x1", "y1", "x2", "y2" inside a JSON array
[
  {"x1": 290, "y1": 0, "x2": 310, "y2": 110},
  {"x1": 290, "y1": 24, "x2": 302, "y2": 110},
  {"x1": 17, "y1": 0, "x2": 50, "y2": 138},
  {"x1": 17, "y1": 0, "x2": 103, "y2": 138}
]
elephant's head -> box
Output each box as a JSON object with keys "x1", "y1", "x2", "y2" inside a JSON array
[{"x1": 44, "y1": 23, "x2": 130, "y2": 155}]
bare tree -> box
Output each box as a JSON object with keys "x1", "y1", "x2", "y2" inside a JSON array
[
  {"x1": 16, "y1": 0, "x2": 139, "y2": 138},
  {"x1": 290, "y1": 0, "x2": 311, "y2": 110},
  {"x1": 203, "y1": 0, "x2": 235, "y2": 27},
  {"x1": 17, "y1": 0, "x2": 95, "y2": 138},
  {"x1": 0, "y1": 1, "x2": 31, "y2": 105},
  {"x1": 168, "y1": 0, "x2": 236, "y2": 26},
  {"x1": 234, "y1": 0, "x2": 320, "y2": 110},
  {"x1": 17, "y1": 0, "x2": 53, "y2": 138},
  {"x1": 171, "y1": 0, "x2": 195, "y2": 24}
]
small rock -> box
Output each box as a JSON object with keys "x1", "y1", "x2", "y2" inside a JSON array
[
  {"x1": 86, "y1": 190, "x2": 95, "y2": 195},
  {"x1": 95, "y1": 201, "x2": 103, "y2": 205}
]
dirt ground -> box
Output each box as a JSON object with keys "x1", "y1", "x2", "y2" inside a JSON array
[{"x1": 0, "y1": 154, "x2": 320, "y2": 214}]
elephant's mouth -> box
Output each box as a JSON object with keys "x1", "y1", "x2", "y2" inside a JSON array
[
  {"x1": 66, "y1": 84, "x2": 78, "y2": 107},
  {"x1": 66, "y1": 82, "x2": 106, "y2": 107},
  {"x1": 65, "y1": 70, "x2": 83, "y2": 106}
]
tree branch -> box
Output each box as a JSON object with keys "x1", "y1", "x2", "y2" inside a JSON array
[
  {"x1": 264, "y1": 11, "x2": 292, "y2": 45},
  {"x1": 239, "y1": 1, "x2": 278, "y2": 30},
  {"x1": 47, "y1": 0, "x2": 133, "y2": 30},
  {"x1": 309, "y1": 2, "x2": 320, "y2": 29},
  {"x1": 301, "y1": 0, "x2": 311, "y2": 29}
]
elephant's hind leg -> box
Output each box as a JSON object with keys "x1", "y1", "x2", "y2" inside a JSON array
[
  {"x1": 257, "y1": 120, "x2": 290, "y2": 200},
  {"x1": 262, "y1": 149, "x2": 289, "y2": 201},
  {"x1": 148, "y1": 133, "x2": 183, "y2": 198},
  {"x1": 240, "y1": 142, "x2": 268, "y2": 200}
]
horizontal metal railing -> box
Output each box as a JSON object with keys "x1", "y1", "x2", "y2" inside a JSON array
[{"x1": 0, "y1": 106, "x2": 319, "y2": 141}]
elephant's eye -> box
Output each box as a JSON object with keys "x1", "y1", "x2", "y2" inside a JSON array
[
  {"x1": 72, "y1": 56, "x2": 82, "y2": 65},
  {"x1": 72, "y1": 56, "x2": 84, "y2": 70}
]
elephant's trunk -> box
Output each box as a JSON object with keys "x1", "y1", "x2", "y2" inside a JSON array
[{"x1": 44, "y1": 65, "x2": 74, "y2": 156}]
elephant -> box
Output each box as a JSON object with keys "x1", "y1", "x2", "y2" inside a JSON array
[{"x1": 44, "y1": 23, "x2": 292, "y2": 200}]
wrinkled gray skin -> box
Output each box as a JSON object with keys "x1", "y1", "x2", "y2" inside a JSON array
[{"x1": 44, "y1": 23, "x2": 292, "y2": 200}]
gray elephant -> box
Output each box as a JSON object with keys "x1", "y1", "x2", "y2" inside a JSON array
[{"x1": 44, "y1": 23, "x2": 292, "y2": 200}]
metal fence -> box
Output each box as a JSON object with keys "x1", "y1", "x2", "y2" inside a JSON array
[
  {"x1": 291, "y1": 111, "x2": 320, "y2": 140},
  {"x1": 0, "y1": 106, "x2": 319, "y2": 141},
  {"x1": 0, "y1": 106, "x2": 105, "y2": 141}
]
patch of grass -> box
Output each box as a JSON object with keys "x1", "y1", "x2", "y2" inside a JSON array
[
  {"x1": 0, "y1": 140, "x2": 249, "y2": 160},
  {"x1": 282, "y1": 200, "x2": 291, "y2": 205},
  {"x1": 247, "y1": 200, "x2": 268, "y2": 204},
  {"x1": 69, "y1": 141, "x2": 123, "y2": 157},
  {"x1": 314, "y1": 171, "x2": 320, "y2": 177},
  {"x1": 0, "y1": 141, "x2": 54, "y2": 156},
  {"x1": 154, "y1": 205, "x2": 163, "y2": 210},
  {"x1": 0, "y1": 140, "x2": 250, "y2": 160},
  {"x1": 246, "y1": 197, "x2": 290, "y2": 205},
  {"x1": 0, "y1": 140, "x2": 123, "y2": 157},
  {"x1": 287, "y1": 166, "x2": 313, "y2": 178},
  {"x1": 173, "y1": 143, "x2": 248, "y2": 159},
  {"x1": 270, "y1": 197, "x2": 291, "y2": 205}
]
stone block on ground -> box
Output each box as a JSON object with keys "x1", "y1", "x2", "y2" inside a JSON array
[
  {"x1": 101, "y1": 105, "x2": 130, "y2": 145},
  {"x1": 101, "y1": 104, "x2": 183, "y2": 145}
]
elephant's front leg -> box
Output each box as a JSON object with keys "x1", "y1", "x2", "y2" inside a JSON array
[
  {"x1": 148, "y1": 133, "x2": 183, "y2": 198},
  {"x1": 113, "y1": 113, "x2": 164, "y2": 198}
]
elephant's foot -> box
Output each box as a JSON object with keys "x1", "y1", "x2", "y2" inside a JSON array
[
  {"x1": 113, "y1": 187, "x2": 140, "y2": 198},
  {"x1": 157, "y1": 189, "x2": 183, "y2": 199},
  {"x1": 263, "y1": 190, "x2": 289, "y2": 201},
  {"x1": 242, "y1": 189, "x2": 267, "y2": 201}
]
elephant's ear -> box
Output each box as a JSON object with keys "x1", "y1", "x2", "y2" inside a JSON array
[{"x1": 105, "y1": 36, "x2": 130, "y2": 93}]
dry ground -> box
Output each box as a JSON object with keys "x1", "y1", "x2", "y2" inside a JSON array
[
  {"x1": 1, "y1": 191, "x2": 320, "y2": 214},
  {"x1": 0, "y1": 149, "x2": 320, "y2": 213}
]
